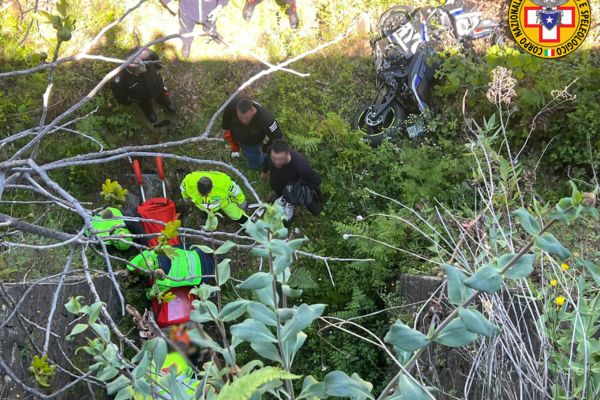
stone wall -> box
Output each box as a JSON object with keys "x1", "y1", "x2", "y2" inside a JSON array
[{"x1": 0, "y1": 275, "x2": 122, "y2": 399}]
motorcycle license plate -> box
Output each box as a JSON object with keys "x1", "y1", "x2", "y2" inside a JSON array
[{"x1": 407, "y1": 122, "x2": 425, "y2": 138}]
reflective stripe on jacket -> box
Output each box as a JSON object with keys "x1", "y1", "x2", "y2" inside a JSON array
[{"x1": 128, "y1": 248, "x2": 204, "y2": 289}]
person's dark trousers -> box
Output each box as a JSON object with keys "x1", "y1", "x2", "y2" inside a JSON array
[
  {"x1": 156, "y1": 90, "x2": 176, "y2": 114},
  {"x1": 138, "y1": 98, "x2": 158, "y2": 123},
  {"x1": 240, "y1": 144, "x2": 266, "y2": 170},
  {"x1": 125, "y1": 217, "x2": 149, "y2": 247},
  {"x1": 244, "y1": 0, "x2": 297, "y2": 27},
  {"x1": 306, "y1": 197, "x2": 321, "y2": 216}
]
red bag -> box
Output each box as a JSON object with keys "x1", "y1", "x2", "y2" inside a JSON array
[
  {"x1": 152, "y1": 287, "x2": 195, "y2": 327},
  {"x1": 137, "y1": 198, "x2": 181, "y2": 248}
]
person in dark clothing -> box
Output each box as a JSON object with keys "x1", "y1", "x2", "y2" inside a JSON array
[
  {"x1": 262, "y1": 139, "x2": 322, "y2": 221},
  {"x1": 111, "y1": 47, "x2": 176, "y2": 124},
  {"x1": 222, "y1": 96, "x2": 283, "y2": 170},
  {"x1": 243, "y1": 0, "x2": 299, "y2": 29}
]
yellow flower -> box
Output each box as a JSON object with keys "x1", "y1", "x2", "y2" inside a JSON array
[
  {"x1": 550, "y1": 279, "x2": 558, "y2": 287},
  {"x1": 560, "y1": 263, "x2": 570, "y2": 271},
  {"x1": 555, "y1": 296, "x2": 566, "y2": 307}
]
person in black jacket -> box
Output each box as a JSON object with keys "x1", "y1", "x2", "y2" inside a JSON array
[
  {"x1": 243, "y1": 0, "x2": 299, "y2": 29},
  {"x1": 262, "y1": 139, "x2": 322, "y2": 221},
  {"x1": 111, "y1": 47, "x2": 176, "y2": 123},
  {"x1": 222, "y1": 96, "x2": 283, "y2": 170}
]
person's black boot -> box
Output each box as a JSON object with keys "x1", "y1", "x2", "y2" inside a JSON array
[
  {"x1": 144, "y1": 107, "x2": 158, "y2": 123},
  {"x1": 243, "y1": 1, "x2": 255, "y2": 21},
  {"x1": 160, "y1": 91, "x2": 177, "y2": 114}
]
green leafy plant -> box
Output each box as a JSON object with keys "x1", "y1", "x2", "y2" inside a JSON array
[
  {"x1": 28, "y1": 355, "x2": 56, "y2": 388},
  {"x1": 35, "y1": 0, "x2": 76, "y2": 43},
  {"x1": 100, "y1": 179, "x2": 128, "y2": 204}
]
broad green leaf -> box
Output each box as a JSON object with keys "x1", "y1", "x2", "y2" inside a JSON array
[
  {"x1": 513, "y1": 208, "x2": 540, "y2": 235},
  {"x1": 191, "y1": 283, "x2": 220, "y2": 301},
  {"x1": 190, "y1": 300, "x2": 219, "y2": 323},
  {"x1": 570, "y1": 181, "x2": 583, "y2": 205},
  {"x1": 277, "y1": 307, "x2": 296, "y2": 322},
  {"x1": 188, "y1": 329, "x2": 224, "y2": 353},
  {"x1": 281, "y1": 304, "x2": 325, "y2": 341},
  {"x1": 145, "y1": 338, "x2": 167, "y2": 374},
  {"x1": 237, "y1": 272, "x2": 273, "y2": 290},
  {"x1": 106, "y1": 375, "x2": 130, "y2": 395},
  {"x1": 255, "y1": 286, "x2": 277, "y2": 308},
  {"x1": 191, "y1": 244, "x2": 214, "y2": 254},
  {"x1": 497, "y1": 253, "x2": 536, "y2": 279},
  {"x1": 250, "y1": 342, "x2": 283, "y2": 364},
  {"x1": 204, "y1": 213, "x2": 219, "y2": 232},
  {"x1": 464, "y1": 264, "x2": 503, "y2": 293},
  {"x1": 274, "y1": 255, "x2": 293, "y2": 275},
  {"x1": 216, "y1": 367, "x2": 298, "y2": 400},
  {"x1": 114, "y1": 387, "x2": 132, "y2": 400},
  {"x1": 244, "y1": 220, "x2": 269, "y2": 243},
  {"x1": 231, "y1": 319, "x2": 277, "y2": 343},
  {"x1": 269, "y1": 239, "x2": 293, "y2": 257},
  {"x1": 66, "y1": 323, "x2": 88, "y2": 341},
  {"x1": 578, "y1": 259, "x2": 600, "y2": 286},
  {"x1": 132, "y1": 379, "x2": 152, "y2": 397},
  {"x1": 323, "y1": 371, "x2": 374, "y2": 400},
  {"x1": 240, "y1": 360, "x2": 264, "y2": 375},
  {"x1": 217, "y1": 258, "x2": 231, "y2": 286},
  {"x1": 434, "y1": 318, "x2": 478, "y2": 347},
  {"x1": 88, "y1": 302, "x2": 102, "y2": 324},
  {"x1": 398, "y1": 373, "x2": 430, "y2": 400},
  {"x1": 535, "y1": 233, "x2": 571, "y2": 260},
  {"x1": 551, "y1": 197, "x2": 581, "y2": 224},
  {"x1": 219, "y1": 299, "x2": 250, "y2": 322},
  {"x1": 282, "y1": 284, "x2": 303, "y2": 297},
  {"x1": 165, "y1": 366, "x2": 191, "y2": 400},
  {"x1": 298, "y1": 375, "x2": 327, "y2": 399},
  {"x1": 250, "y1": 247, "x2": 269, "y2": 258},
  {"x1": 384, "y1": 320, "x2": 429, "y2": 353},
  {"x1": 458, "y1": 308, "x2": 499, "y2": 337},
  {"x1": 247, "y1": 302, "x2": 277, "y2": 326},
  {"x1": 132, "y1": 352, "x2": 149, "y2": 380},
  {"x1": 161, "y1": 220, "x2": 181, "y2": 240},
  {"x1": 288, "y1": 237, "x2": 309, "y2": 250},
  {"x1": 283, "y1": 331, "x2": 307, "y2": 367},
  {"x1": 443, "y1": 264, "x2": 473, "y2": 305},
  {"x1": 215, "y1": 240, "x2": 236, "y2": 255},
  {"x1": 65, "y1": 296, "x2": 84, "y2": 314},
  {"x1": 90, "y1": 322, "x2": 110, "y2": 342}
]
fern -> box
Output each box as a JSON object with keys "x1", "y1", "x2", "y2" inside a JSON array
[
  {"x1": 333, "y1": 288, "x2": 376, "y2": 320},
  {"x1": 289, "y1": 267, "x2": 318, "y2": 290},
  {"x1": 216, "y1": 367, "x2": 299, "y2": 400},
  {"x1": 286, "y1": 132, "x2": 323, "y2": 154}
]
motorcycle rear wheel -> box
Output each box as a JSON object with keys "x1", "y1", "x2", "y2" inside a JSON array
[{"x1": 352, "y1": 102, "x2": 406, "y2": 147}]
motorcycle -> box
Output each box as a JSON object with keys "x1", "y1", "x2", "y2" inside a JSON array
[{"x1": 352, "y1": 0, "x2": 500, "y2": 146}]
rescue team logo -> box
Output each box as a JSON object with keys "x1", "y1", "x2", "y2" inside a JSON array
[{"x1": 508, "y1": 0, "x2": 592, "y2": 58}]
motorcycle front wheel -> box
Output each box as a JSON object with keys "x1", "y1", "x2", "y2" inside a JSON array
[{"x1": 351, "y1": 101, "x2": 406, "y2": 147}]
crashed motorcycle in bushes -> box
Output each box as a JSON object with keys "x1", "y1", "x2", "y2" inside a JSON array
[{"x1": 352, "y1": 0, "x2": 500, "y2": 146}]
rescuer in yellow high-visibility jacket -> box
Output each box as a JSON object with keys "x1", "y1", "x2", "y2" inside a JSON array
[{"x1": 180, "y1": 171, "x2": 248, "y2": 222}]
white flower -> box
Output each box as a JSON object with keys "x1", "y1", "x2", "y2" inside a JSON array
[
  {"x1": 342, "y1": 234, "x2": 351, "y2": 240},
  {"x1": 356, "y1": 215, "x2": 364, "y2": 221}
]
